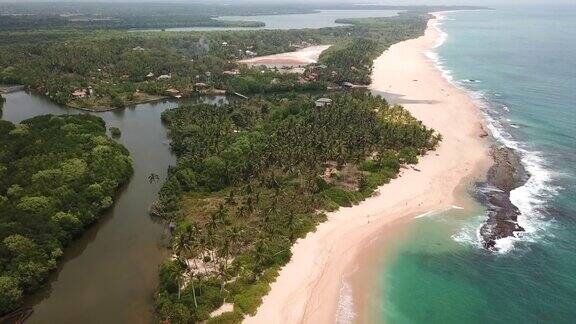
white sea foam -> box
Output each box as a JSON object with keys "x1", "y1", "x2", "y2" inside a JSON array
[
  {"x1": 451, "y1": 214, "x2": 484, "y2": 249},
  {"x1": 484, "y1": 112, "x2": 558, "y2": 253},
  {"x1": 414, "y1": 211, "x2": 433, "y2": 219},
  {"x1": 415, "y1": 205, "x2": 465, "y2": 220},
  {"x1": 430, "y1": 13, "x2": 448, "y2": 48},
  {"x1": 336, "y1": 279, "x2": 356, "y2": 324},
  {"x1": 429, "y1": 12, "x2": 558, "y2": 254}
]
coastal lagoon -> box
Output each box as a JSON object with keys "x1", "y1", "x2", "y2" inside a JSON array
[
  {"x1": 139, "y1": 9, "x2": 399, "y2": 32},
  {"x1": 374, "y1": 5, "x2": 576, "y2": 323}
]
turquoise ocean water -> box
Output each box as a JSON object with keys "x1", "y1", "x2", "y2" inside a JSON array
[{"x1": 376, "y1": 5, "x2": 576, "y2": 323}]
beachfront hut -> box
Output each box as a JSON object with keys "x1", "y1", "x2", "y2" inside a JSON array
[
  {"x1": 166, "y1": 88, "x2": 180, "y2": 97},
  {"x1": 157, "y1": 74, "x2": 172, "y2": 80},
  {"x1": 223, "y1": 69, "x2": 240, "y2": 76},
  {"x1": 194, "y1": 82, "x2": 208, "y2": 89},
  {"x1": 72, "y1": 89, "x2": 88, "y2": 99},
  {"x1": 315, "y1": 98, "x2": 333, "y2": 107}
]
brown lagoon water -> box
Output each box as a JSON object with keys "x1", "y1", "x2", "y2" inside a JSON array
[{"x1": 1, "y1": 91, "x2": 224, "y2": 323}]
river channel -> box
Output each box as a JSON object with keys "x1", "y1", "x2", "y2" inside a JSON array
[{"x1": 2, "y1": 91, "x2": 223, "y2": 323}]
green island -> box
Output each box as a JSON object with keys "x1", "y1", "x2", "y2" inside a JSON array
[
  {"x1": 153, "y1": 91, "x2": 441, "y2": 322},
  {"x1": 0, "y1": 114, "x2": 133, "y2": 314}
]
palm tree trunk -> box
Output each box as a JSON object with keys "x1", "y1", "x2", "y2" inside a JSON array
[{"x1": 191, "y1": 276, "x2": 198, "y2": 309}]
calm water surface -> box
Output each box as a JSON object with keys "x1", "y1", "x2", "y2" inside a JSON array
[
  {"x1": 2, "y1": 92, "x2": 223, "y2": 323},
  {"x1": 137, "y1": 9, "x2": 399, "y2": 32}
]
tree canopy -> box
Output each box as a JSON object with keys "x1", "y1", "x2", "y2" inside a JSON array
[
  {"x1": 0, "y1": 14, "x2": 427, "y2": 110},
  {"x1": 154, "y1": 91, "x2": 440, "y2": 322},
  {"x1": 0, "y1": 114, "x2": 133, "y2": 314}
]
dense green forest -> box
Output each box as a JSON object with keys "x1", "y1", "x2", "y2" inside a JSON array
[
  {"x1": 0, "y1": 114, "x2": 133, "y2": 314},
  {"x1": 0, "y1": 3, "x2": 313, "y2": 31},
  {"x1": 0, "y1": 14, "x2": 427, "y2": 110},
  {"x1": 0, "y1": 15, "x2": 265, "y2": 31},
  {"x1": 153, "y1": 91, "x2": 440, "y2": 322}
]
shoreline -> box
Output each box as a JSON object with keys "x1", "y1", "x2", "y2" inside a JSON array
[{"x1": 245, "y1": 12, "x2": 490, "y2": 324}]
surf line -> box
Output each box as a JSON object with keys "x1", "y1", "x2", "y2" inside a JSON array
[{"x1": 414, "y1": 205, "x2": 465, "y2": 219}]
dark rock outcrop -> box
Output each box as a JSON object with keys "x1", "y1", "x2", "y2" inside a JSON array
[{"x1": 480, "y1": 146, "x2": 529, "y2": 250}]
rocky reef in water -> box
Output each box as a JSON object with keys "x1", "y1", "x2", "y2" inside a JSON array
[{"x1": 479, "y1": 146, "x2": 529, "y2": 250}]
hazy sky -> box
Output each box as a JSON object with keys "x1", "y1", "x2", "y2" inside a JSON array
[{"x1": 0, "y1": 0, "x2": 573, "y2": 5}]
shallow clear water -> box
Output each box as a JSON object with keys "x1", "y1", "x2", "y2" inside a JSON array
[{"x1": 377, "y1": 5, "x2": 576, "y2": 323}]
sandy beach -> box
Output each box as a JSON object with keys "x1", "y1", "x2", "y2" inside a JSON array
[
  {"x1": 239, "y1": 45, "x2": 331, "y2": 67},
  {"x1": 245, "y1": 13, "x2": 490, "y2": 324}
]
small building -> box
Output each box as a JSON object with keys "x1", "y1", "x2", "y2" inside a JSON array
[
  {"x1": 342, "y1": 82, "x2": 354, "y2": 89},
  {"x1": 157, "y1": 74, "x2": 172, "y2": 80},
  {"x1": 315, "y1": 98, "x2": 333, "y2": 107},
  {"x1": 72, "y1": 89, "x2": 88, "y2": 99},
  {"x1": 194, "y1": 82, "x2": 208, "y2": 89},
  {"x1": 146, "y1": 72, "x2": 155, "y2": 78},
  {"x1": 201, "y1": 88, "x2": 226, "y2": 95},
  {"x1": 166, "y1": 88, "x2": 180, "y2": 97},
  {"x1": 222, "y1": 41, "x2": 228, "y2": 46},
  {"x1": 132, "y1": 46, "x2": 146, "y2": 51},
  {"x1": 223, "y1": 69, "x2": 240, "y2": 76},
  {"x1": 245, "y1": 50, "x2": 257, "y2": 57}
]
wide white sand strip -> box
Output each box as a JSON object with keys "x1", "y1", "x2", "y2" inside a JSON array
[
  {"x1": 239, "y1": 45, "x2": 331, "y2": 67},
  {"x1": 245, "y1": 13, "x2": 489, "y2": 324}
]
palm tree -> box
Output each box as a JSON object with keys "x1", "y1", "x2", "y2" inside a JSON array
[
  {"x1": 172, "y1": 227, "x2": 198, "y2": 308},
  {"x1": 148, "y1": 172, "x2": 160, "y2": 183}
]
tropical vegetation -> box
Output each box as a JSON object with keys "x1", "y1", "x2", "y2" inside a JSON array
[
  {"x1": 153, "y1": 91, "x2": 441, "y2": 322},
  {"x1": 0, "y1": 114, "x2": 133, "y2": 314},
  {"x1": 0, "y1": 13, "x2": 428, "y2": 110}
]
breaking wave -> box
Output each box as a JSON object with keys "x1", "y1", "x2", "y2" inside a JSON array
[
  {"x1": 336, "y1": 279, "x2": 356, "y2": 324},
  {"x1": 428, "y1": 12, "x2": 559, "y2": 253}
]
